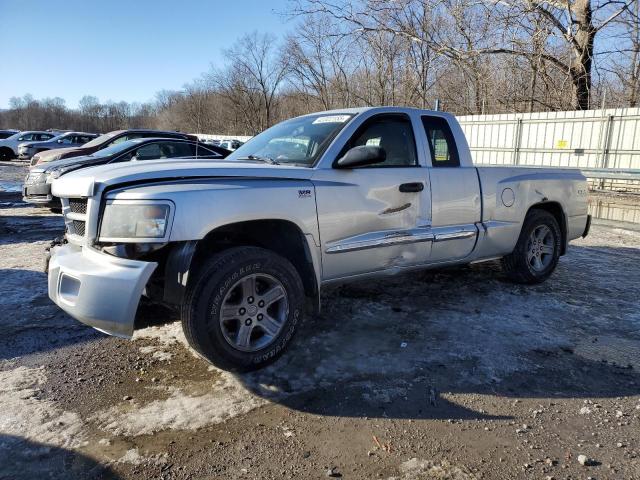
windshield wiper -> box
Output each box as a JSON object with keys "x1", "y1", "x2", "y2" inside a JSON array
[{"x1": 237, "y1": 154, "x2": 279, "y2": 165}]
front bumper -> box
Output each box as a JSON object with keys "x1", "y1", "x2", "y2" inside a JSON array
[
  {"x1": 23, "y1": 182, "x2": 58, "y2": 208},
  {"x1": 48, "y1": 244, "x2": 157, "y2": 338}
]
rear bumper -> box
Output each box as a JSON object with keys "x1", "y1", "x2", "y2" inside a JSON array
[{"x1": 48, "y1": 244, "x2": 157, "y2": 338}]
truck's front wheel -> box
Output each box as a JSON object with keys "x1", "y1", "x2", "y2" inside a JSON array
[
  {"x1": 502, "y1": 209, "x2": 561, "y2": 284},
  {"x1": 181, "y1": 246, "x2": 305, "y2": 371}
]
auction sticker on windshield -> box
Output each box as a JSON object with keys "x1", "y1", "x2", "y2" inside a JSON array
[{"x1": 312, "y1": 115, "x2": 351, "y2": 124}]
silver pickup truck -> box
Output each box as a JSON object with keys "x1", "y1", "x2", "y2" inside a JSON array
[{"x1": 48, "y1": 107, "x2": 591, "y2": 371}]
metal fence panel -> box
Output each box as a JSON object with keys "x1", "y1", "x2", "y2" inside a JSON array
[{"x1": 457, "y1": 108, "x2": 640, "y2": 171}]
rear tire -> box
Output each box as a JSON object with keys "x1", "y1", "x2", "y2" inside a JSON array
[
  {"x1": 181, "y1": 246, "x2": 305, "y2": 371},
  {"x1": 0, "y1": 147, "x2": 14, "y2": 161},
  {"x1": 501, "y1": 209, "x2": 562, "y2": 284}
]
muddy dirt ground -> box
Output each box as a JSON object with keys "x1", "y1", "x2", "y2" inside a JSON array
[{"x1": 0, "y1": 159, "x2": 639, "y2": 480}]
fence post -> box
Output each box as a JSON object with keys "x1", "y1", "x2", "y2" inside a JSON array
[
  {"x1": 600, "y1": 115, "x2": 615, "y2": 169},
  {"x1": 512, "y1": 117, "x2": 523, "y2": 165}
]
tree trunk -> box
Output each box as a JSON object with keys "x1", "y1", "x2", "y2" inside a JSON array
[
  {"x1": 628, "y1": 1, "x2": 640, "y2": 107},
  {"x1": 570, "y1": 0, "x2": 595, "y2": 110}
]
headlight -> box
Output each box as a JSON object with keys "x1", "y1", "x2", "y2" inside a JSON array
[
  {"x1": 99, "y1": 202, "x2": 172, "y2": 241},
  {"x1": 48, "y1": 165, "x2": 77, "y2": 180}
]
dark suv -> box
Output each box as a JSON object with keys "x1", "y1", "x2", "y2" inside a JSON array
[{"x1": 31, "y1": 129, "x2": 198, "y2": 166}]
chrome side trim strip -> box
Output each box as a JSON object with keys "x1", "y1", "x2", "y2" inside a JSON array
[
  {"x1": 325, "y1": 227, "x2": 434, "y2": 254},
  {"x1": 433, "y1": 230, "x2": 476, "y2": 242}
]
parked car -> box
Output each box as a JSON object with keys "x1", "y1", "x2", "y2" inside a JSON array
[
  {"x1": 24, "y1": 137, "x2": 229, "y2": 209},
  {"x1": 18, "y1": 132, "x2": 98, "y2": 160},
  {"x1": 47, "y1": 106, "x2": 590, "y2": 371},
  {"x1": 219, "y1": 139, "x2": 244, "y2": 150},
  {"x1": 0, "y1": 131, "x2": 58, "y2": 160},
  {"x1": 30, "y1": 129, "x2": 198, "y2": 165},
  {"x1": 0, "y1": 129, "x2": 20, "y2": 139}
]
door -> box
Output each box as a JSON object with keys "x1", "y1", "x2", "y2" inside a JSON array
[
  {"x1": 314, "y1": 113, "x2": 432, "y2": 280},
  {"x1": 422, "y1": 116, "x2": 481, "y2": 262}
]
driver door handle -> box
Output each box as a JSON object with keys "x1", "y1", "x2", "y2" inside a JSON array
[{"x1": 399, "y1": 182, "x2": 424, "y2": 193}]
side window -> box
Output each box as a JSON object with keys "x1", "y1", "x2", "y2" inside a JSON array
[
  {"x1": 346, "y1": 115, "x2": 417, "y2": 167},
  {"x1": 19, "y1": 134, "x2": 34, "y2": 141},
  {"x1": 162, "y1": 142, "x2": 194, "y2": 158},
  {"x1": 133, "y1": 143, "x2": 162, "y2": 160},
  {"x1": 78, "y1": 135, "x2": 93, "y2": 143},
  {"x1": 421, "y1": 116, "x2": 459, "y2": 167},
  {"x1": 59, "y1": 136, "x2": 74, "y2": 144}
]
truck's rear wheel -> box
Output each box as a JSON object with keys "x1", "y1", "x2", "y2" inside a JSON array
[
  {"x1": 502, "y1": 209, "x2": 561, "y2": 284},
  {"x1": 181, "y1": 246, "x2": 305, "y2": 371}
]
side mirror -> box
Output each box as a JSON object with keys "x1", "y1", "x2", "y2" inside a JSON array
[
  {"x1": 335, "y1": 145, "x2": 386, "y2": 169},
  {"x1": 57, "y1": 139, "x2": 63, "y2": 143}
]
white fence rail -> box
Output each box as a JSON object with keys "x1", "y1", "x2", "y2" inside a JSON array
[{"x1": 457, "y1": 108, "x2": 640, "y2": 174}]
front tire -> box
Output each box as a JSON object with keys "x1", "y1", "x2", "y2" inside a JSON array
[
  {"x1": 502, "y1": 209, "x2": 562, "y2": 284},
  {"x1": 181, "y1": 246, "x2": 305, "y2": 371},
  {"x1": 0, "y1": 147, "x2": 14, "y2": 161}
]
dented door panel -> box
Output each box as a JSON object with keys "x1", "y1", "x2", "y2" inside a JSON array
[{"x1": 313, "y1": 169, "x2": 431, "y2": 280}]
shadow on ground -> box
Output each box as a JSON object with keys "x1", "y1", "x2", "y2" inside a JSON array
[
  {"x1": 115, "y1": 242, "x2": 640, "y2": 422},
  {"x1": 218, "y1": 243, "x2": 640, "y2": 420},
  {"x1": 0, "y1": 268, "x2": 99, "y2": 360},
  {"x1": 0, "y1": 435, "x2": 121, "y2": 480}
]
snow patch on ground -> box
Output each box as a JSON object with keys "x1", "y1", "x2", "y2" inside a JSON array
[
  {"x1": 117, "y1": 448, "x2": 168, "y2": 466},
  {"x1": 92, "y1": 373, "x2": 266, "y2": 436},
  {"x1": 133, "y1": 322, "x2": 192, "y2": 352},
  {"x1": 139, "y1": 344, "x2": 175, "y2": 361},
  {"x1": 0, "y1": 366, "x2": 86, "y2": 449},
  {"x1": 389, "y1": 458, "x2": 476, "y2": 479}
]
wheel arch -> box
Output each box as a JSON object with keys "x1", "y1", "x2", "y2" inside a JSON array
[
  {"x1": 165, "y1": 219, "x2": 320, "y2": 312},
  {"x1": 525, "y1": 201, "x2": 567, "y2": 255}
]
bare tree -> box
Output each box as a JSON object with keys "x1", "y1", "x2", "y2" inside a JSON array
[{"x1": 210, "y1": 32, "x2": 290, "y2": 133}]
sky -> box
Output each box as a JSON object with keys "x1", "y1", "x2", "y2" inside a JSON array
[{"x1": 0, "y1": 0, "x2": 293, "y2": 109}]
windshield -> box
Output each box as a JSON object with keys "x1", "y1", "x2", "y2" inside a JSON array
[
  {"x1": 82, "y1": 131, "x2": 120, "y2": 148},
  {"x1": 90, "y1": 139, "x2": 143, "y2": 157},
  {"x1": 228, "y1": 113, "x2": 354, "y2": 166}
]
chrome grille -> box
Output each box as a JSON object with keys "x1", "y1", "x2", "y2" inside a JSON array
[
  {"x1": 63, "y1": 197, "x2": 89, "y2": 243},
  {"x1": 72, "y1": 220, "x2": 86, "y2": 237},
  {"x1": 69, "y1": 198, "x2": 88, "y2": 214}
]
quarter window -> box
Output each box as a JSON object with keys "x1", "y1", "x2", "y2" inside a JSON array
[
  {"x1": 345, "y1": 115, "x2": 418, "y2": 167},
  {"x1": 421, "y1": 116, "x2": 459, "y2": 167}
]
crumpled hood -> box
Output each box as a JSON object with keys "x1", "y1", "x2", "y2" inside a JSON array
[
  {"x1": 51, "y1": 159, "x2": 314, "y2": 198},
  {"x1": 34, "y1": 146, "x2": 83, "y2": 162},
  {"x1": 39, "y1": 154, "x2": 108, "y2": 172}
]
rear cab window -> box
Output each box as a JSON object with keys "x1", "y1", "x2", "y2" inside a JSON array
[{"x1": 421, "y1": 116, "x2": 459, "y2": 167}]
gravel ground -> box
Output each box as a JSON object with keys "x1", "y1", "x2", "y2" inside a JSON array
[{"x1": 1, "y1": 160, "x2": 639, "y2": 480}]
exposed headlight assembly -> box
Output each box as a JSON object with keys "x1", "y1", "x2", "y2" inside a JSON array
[
  {"x1": 99, "y1": 201, "x2": 173, "y2": 242},
  {"x1": 48, "y1": 165, "x2": 77, "y2": 180}
]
